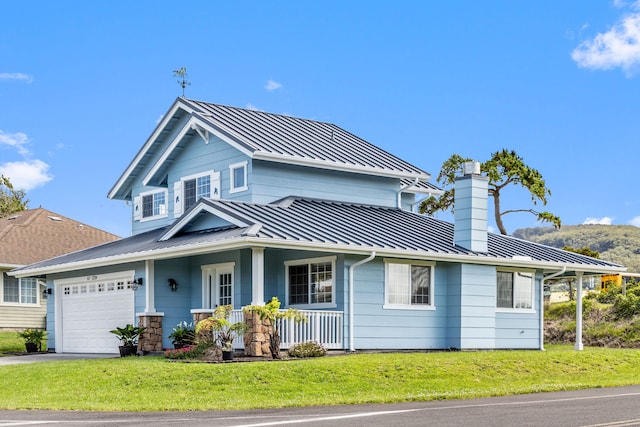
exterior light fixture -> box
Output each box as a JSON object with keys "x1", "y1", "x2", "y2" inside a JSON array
[
  {"x1": 168, "y1": 278, "x2": 178, "y2": 292},
  {"x1": 128, "y1": 277, "x2": 143, "y2": 291},
  {"x1": 42, "y1": 288, "x2": 52, "y2": 299}
]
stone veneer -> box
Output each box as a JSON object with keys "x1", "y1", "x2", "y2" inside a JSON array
[
  {"x1": 138, "y1": 315, "x2": 163, "y2": 353},
  {"x1": 243, "y1": 312, "x2": 274, "y2": 356}
]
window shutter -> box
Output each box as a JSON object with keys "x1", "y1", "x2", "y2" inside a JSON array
[
  {"x1": 173, "y1": 181, "x2": 183, "y2": 217},
  {"x1": 211, "y1": 171, "x2": 221, "y2": 200},
  {"x1": 133, "y1": 196, "x2": 141, "y2": 221}
]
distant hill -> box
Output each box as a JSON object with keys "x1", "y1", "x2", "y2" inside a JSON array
[{"x1": 512, "y1": 225, "x2": 640, "y2": 273}]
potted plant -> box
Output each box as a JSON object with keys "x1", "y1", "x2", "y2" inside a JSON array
[
  {"x1": 17, "y1": 329, "x2": 46, "y2": 353},
  {"x1": 168, "y1": 321, "x2": 195, "y2": 349},
  {"x1": 196, "y1": 305, "x2": 247, "y2": 360},
  {"x1": 109, "y1": 324, "x2": 146, "y2": 357}
]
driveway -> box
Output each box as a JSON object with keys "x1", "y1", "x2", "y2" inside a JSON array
[{"x1": 0, "y1": 352, "x2": 118, "y2": 365}]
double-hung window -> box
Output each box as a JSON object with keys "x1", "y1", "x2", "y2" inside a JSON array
[
  {"x1": 496, "y1": 269, "x2": 534, "y2": 311},
  {"x1": 140, "y1": 189, "x2": 168, "y2": 220},
  {"x1": 384, "y1": 260, "x2": 434, "y2": 309},
  {"x1": 229, "y1": 161, "x2": 248, "y2": 194},
  {"x1": 2, "y1": 273, "x2": 38, "y2": 305},
  {"x1": 184, "y1": 174, "x2": 211, "y2": 211},
  {"x1": 285, "y1": 256, "x2": 336, "y2": 308}
]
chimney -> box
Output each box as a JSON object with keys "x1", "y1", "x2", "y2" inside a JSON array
[{"x1": 454, "y1": 161, "x2": 488, "y2": 252}]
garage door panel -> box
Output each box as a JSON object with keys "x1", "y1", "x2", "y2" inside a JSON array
[{"x1": 61, "y1": 279, "x2": 134, "y2": 353}]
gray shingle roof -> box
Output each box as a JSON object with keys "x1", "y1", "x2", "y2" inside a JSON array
[{"x1": 12, "y1": 197, "x2": 623, "y2": 276}]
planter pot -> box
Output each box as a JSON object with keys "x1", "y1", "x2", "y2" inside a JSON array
[
  {"x1": 222, "y1": 350, "x2": 234, "y2": 361},
  {"x1": 118, "y1": 345, "x2": 137, "y2": 357},
  {"x1": 25, "y1": 342, "x2": 38, "y2": 353}
]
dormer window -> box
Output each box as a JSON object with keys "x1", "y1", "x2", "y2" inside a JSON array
[{"x1": 229, "y1": 161, "x2": 248, "y2": 194}]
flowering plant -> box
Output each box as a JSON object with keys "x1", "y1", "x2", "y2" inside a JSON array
[{"x1": 168, "y1": 321, "x2": 195, "y2": 349}]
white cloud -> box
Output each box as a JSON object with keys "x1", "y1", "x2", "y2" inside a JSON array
[
  {"x1": 246, "y1": 103, "x2": 263, "y2": 111},
  {"x1": 0, "y1": 160, "x2": 53, "y2": 191},
  {"x1": 0, "y1": 72, "x2": 34, "y2": 83},
  {"x1": 583, "y1": 216, "x2": 614, "y2": 225},
  {"x1": 0, "y1": 130, "x2": 31, "y2": 156},
  {"x1": 571, "y1": 12, "x2": 640, "y2": 76},
  {"x1": 265, "y1": 80, "x2": 282, "y2": 91},
  {"x1": 629, "y1": 216, "x2": 640, "y2": 227}
]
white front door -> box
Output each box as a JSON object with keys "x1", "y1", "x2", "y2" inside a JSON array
[{"x1": 201, "y1": 263, "x2": 235, "y2": 308}]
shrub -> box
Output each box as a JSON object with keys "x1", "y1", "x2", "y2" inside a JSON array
[
  {"x1": 611, "y1": 293, "x2": 640, "y2": 320},
  {"x1": 287, "y1": 341, "x2": 327, "y2": 358},
  {"x1": 164, "y1": 341, "x2": 212, "y2": 360},
  {"x1": 168, "y1": 321, "x2": 195, "y2": 349}
]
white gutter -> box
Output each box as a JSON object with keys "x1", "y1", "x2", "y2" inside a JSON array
[
  {"x1": 540, "y1": 266, "x2": 566, "y2": 351},
  {"x1": 9, "y1": 235, "x2": 626, "y2": 278},
  {"x1": 348, "y1": 252, "x2": 376, "y2": 352},
  {"x1": 398, "y1": 178, "x2": 419, "y2": 208}
]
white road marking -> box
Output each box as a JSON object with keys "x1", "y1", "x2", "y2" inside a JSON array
[{"x1": 582, "y1": 419, "x2": 640, "y2": 427}]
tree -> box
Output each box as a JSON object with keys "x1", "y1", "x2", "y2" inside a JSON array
[
  {"x1": 419, "y1": 150, "x2": 561, "y2": 235},
  {"x1": 562, "y1": 245, "x2": 600, "y2": 259},
  {"x1": 0, "y1": 175, "x2": 28, "y2": 218}
]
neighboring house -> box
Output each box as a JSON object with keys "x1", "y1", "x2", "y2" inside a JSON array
[
  {"x1": 10, "y1": 97, "x2": 624, "y2": 354},
  {"x1": 0, "y1": 208, "x2": 120, "y2": 331}
]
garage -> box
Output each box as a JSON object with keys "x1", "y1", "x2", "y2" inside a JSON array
[{"x1": 56, "y1": 271, "x2": 135, "y2": 353}]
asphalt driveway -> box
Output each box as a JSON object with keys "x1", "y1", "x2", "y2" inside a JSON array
[{"x1": 0, "y1": 352, "x2": 117, "y2": 365}]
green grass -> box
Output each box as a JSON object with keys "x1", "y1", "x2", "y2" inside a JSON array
[
  {"x1": 1, "y1": 345, "x2": 640, "y2": 411},
  {"x1": 0, "y1": 331, "x2": 26, "y2": 353}
]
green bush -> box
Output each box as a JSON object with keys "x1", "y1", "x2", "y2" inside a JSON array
[
  {"x1": 611, "y1": 293, "x2": 640, "y2": 320},
  {"x1": 287, "y1": 341, "x2": 327, "y2": 358}
]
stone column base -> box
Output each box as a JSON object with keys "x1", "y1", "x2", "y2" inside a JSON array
[
  {"x1": 138, "y1": 315, "x2": 163, "y2": 353},
  {"x1": 243, "y1": 312, "x2": 273, "y2": 356}
]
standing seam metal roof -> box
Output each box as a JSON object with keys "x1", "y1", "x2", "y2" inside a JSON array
[
  {"x1": 186, "y1": 99, "x2": 430, "y2": 177},
  {"x1": 12, "y1": 197, "x2": 623, "y2": 274}
]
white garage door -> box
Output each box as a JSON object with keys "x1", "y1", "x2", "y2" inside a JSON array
[{"x1": 59, "y1": 273, "x2": 135, "y2": 353}]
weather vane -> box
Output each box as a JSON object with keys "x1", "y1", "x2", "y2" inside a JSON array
[{"x1": 172, "y1": 67, "x2": 191, "y2": 97}]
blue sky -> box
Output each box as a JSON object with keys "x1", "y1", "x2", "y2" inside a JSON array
[{"x1": 1, "y1": 1, "x2": 640, "y2": 238}]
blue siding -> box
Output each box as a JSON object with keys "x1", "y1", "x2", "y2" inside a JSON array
[
  {"x1": 131, "y1": 132, "x2": 251, "y2": 235},
  {"x1": 494, "y1": 272, "x2": 542, "y2": 349},
  {"x1": 252, "y1": 160, "x2": 402, "y2": 207},
  {"x1": 347, "y1": 257, "x2": 448, "y2": 350}
]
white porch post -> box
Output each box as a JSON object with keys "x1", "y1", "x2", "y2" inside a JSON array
[
  {"x1": 145, "y1": 259, "x2": 156, "y2": 313},
  {"x1": 251, "y1": 247, "x2": 265, "y2": 305},
  {"x1": 575, "y1": 272, "x2": 584, "y2": 351}
]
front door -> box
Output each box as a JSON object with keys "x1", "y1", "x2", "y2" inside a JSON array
[{"x1": 202, "y1": 263, "x2": 234, "y2": 309}]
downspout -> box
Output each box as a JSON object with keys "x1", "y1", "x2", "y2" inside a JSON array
[
  {"x1": 411, "y1": 192, "x2": 431, "y2": 213},
  {"x1": 398, "y1": 178, "x2": 419, "y2": 208},
  {"x1": 349, "y1": 252, "x2": 376, "y2": 352},
  {"x1": 540, "y1": 266, "x2": 566, "y2": 351}
]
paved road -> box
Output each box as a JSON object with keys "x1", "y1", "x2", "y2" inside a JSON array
[{"x1": 2, "y1": 385, "x2": 640, "y2": 426}]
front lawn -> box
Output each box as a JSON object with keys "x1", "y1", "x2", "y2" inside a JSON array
[
  {"x1": 0, "y1": 331, "x2": 27, "y2": 353},
  {"x1": 1, "y1": 345, "x2": 640, "y2": 411}
]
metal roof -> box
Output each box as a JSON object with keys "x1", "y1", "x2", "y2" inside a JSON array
[
  {"x1": 11, "y1": 197, "x2": 623, "y2": 276},
  {"x1": 186, "y1": 98, "x2": 430, "y2": 178}
]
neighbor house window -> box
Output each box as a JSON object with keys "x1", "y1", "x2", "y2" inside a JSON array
[
  {"x1": 140, "y1": 189, "x2": 168, "y2": 220},
  {"x1": 285, "y1": 256, "x2": 336, "y2": 308},
  {"x1": 497, "y1": 270, "x2": 534, "y2": 310},
  {"x1": 229, "y1": 161, "x2": 248, "y2": 193},
  {"x1": 384, "y1": 260, "x2": 434, "y2": 309},
  {"x1": 2, "y1": 273, "x2": 38, "y2": 305}
]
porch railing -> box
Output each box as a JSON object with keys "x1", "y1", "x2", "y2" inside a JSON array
[{"x1": 230, "y1": 309, "x2": 344, "y2": 350}]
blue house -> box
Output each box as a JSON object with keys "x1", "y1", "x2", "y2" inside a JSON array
[{"x1": 11, "y1": 97, "x2": 624, "y2": 354}]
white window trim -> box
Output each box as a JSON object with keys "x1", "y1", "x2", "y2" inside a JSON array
[
  {"x1": 495, "y1": 267, "x2": 536, "y2": 314},
  {"x1": 139, "y1": 188, "x2": 169, "y2": 222},
  {"x1": 285, "y1": 256, "x2": 337, "y2": 309},
  {"x1": 179, "y1": 170, "x2": 220, "y2": 212},
  {"x1": 201, "y1": 262, "x2": 235, "y2": 309},
  {"x1": 383, "y1": 258, "x2": 436, "y2": 311},
  {"x1": 0, "y1": 275, "x2": 41, "y2": 307},
  {"x1": 229, "y1": 161, "x2": 248, "y2": 194}
]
